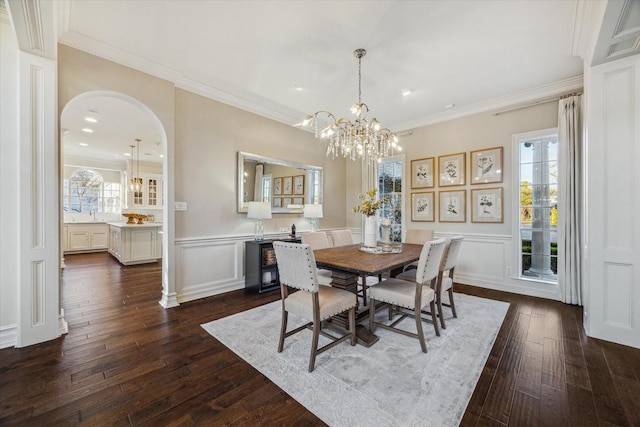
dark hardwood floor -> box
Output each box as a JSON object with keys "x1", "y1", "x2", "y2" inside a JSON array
[{"x1": 1, "y1": 252, "x2": 639, "y2": 426}]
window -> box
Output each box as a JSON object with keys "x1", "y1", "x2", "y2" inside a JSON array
[
  {"x1": 378, "y1": 157, "x2": 403, "y2": 242},
  {"x1": 514, "y1": 129, "x2": 558, "y2": 283},
  {"x1": 63, "y1": 168, "x2": 121, "y2": 214},
  {"x1": 262, "y1": 175, "x2": 271, "y2": 203}
]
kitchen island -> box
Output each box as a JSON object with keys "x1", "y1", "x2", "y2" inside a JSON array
[{"x1": 108, "y1": 222, "x2": 161, "y2": 265}]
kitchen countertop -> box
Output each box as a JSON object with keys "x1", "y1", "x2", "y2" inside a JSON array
[{"x1": 107, "y1": 222, "x2": 163, "y2": 228}]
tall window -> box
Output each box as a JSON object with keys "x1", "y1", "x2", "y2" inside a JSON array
[
  {"x1": 378, "y1": 157, "x2": 403, "y2": 242},
  {"x1": 515, "y1": 130, "x2": 558, "y2": 283},
  {"x1": 63, "y1": 168, "x2": 121, "y2": 213}
]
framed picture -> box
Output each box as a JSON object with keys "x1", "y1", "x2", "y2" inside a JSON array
[
  {"x1": 283, "y1": 176, "x2": 293, "y2": 195},
  {"x1": 272, "y1": 197, "x2": 282, "y2": 208},
  {"x1": 438, "y1": 152, "x2": 466, "y2": 186},
  {"x1": 411, "y1": 192, "x2": 435, "y2": 222},
  {"x1": 439, "y1": 190, "x2": 466, "y2": 222},
  {"x1": 293, "y1": 197, "x2": 303, "y2": 205},
  {"x1": 471, "y1": 187, "x2": 503, "y2": 223},
  {"x1": 282, "y1": 197, "x2": 292, "y2": 207},
  {"x1": 411, "y1": 157, "x2": 435, "y2": 189},
  {"x1": 470, "y1": 147, "x2": 503, "y2": 184},
  {"x1": 294, "y1": 175, "x2": 305, "y2": 195},
  {"x1": 273, "y1": 177, "x2": 282, "y2": 195}
]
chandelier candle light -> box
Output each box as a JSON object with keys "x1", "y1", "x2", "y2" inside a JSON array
[{"x1": 303, "y1": 49, "x2": 401, "y2": 163}]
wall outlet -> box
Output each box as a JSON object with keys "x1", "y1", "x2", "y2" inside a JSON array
[
  {"x1": 174, "y1": 202, "x2": 187, "y2": 211},
  {"x1": 505, "y1": 266, "x2": 512, "y2": 275}
]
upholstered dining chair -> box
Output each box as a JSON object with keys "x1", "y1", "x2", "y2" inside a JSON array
[
  {"x1": 368, "y1": 239, "x2": 447, "y2": 353},
  {"x1": 301, "y1": 231, "x2": 333, "y2": 285},
  {"x1": 402, "y1": 229, "x2": 435, "y2": 272},
  {"x1": 397, "y1": 236, "x2": 464, "y2": 329},
  {"x1": 329, "y1": 229, "x2": 380, "y2": 304},
  {"x1": 273, "y1": 241, "x2": 356, "y2": 372}
]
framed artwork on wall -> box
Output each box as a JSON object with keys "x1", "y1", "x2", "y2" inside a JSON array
[
  {"x1": 283, "y1": 176, "x2": 293, "y2": 195},
  {"x1": 411, "y1": 157, "x2": 435, "y2": 188},
  {"x1": 470, "y1": 146, "x2": 503, "y2": 184},
  {"x1": 283, "y1": 197, "x2": 292, "y2": 207},
  {"x1": 411, "y1": 192, "x2": 435, "y2": 222},
  {"x1": 292, "y1": 197, "x2": 303, "y2": 205},
  {"x1": 439, "y1": 190, "x2": 466, "y2": 222},
  {"x1": 273, "y1": 177, "x2": 282, "y2": 195},
  {"x1": 273, "y1": 197, "x2": 282, "y2": 208},
  {"x1": 471, "y1": 187, "x2": 503, "y2": 223},
  {"x1": 294, "y1": 175, "x2": 305, "y2": 195},
  {"x1": 438, "y1": 152, "x2": 466, "y2": 186}
]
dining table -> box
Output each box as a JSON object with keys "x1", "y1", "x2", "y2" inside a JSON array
[{"x1": 313, "y1": 242, "x2": 423, "y2": 347}]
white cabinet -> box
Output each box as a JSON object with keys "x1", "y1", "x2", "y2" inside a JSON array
[
  {"x1": 64, "y1": 223, "x2": 109, "y2": 253},
  {"x1": 108, "y1": 223, "x2": 160, "y2": 265},
  {"x1": 129, "y1": 173, "x2": 162, "y2": 209}
]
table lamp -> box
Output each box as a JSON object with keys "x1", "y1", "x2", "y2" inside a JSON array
[
  {"x1": 303, "y1": 204, "x2": 323, "y2": 232},
  {"x1": 247, "y1": 201, "x2": 272, "y2": 241}
]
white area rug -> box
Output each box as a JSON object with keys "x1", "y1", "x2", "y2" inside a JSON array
[{"x1": 202, "y1": 293, "x2": 509, "y2": 427}]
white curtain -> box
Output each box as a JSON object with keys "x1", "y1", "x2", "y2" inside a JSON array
[
  {"x1": 254, "y1": 163, "x2": 264, "y2": 202},
  {"x1": 558, "y1": 95, "x2": 583, "y2": 305}
]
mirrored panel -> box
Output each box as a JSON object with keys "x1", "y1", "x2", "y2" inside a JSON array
[{"x1": 238, "y1": 151, "x2": 323, "y2": 213}]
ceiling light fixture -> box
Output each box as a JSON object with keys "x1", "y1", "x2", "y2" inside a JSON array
[
  {"x1": 84, "y1": 117, "x2": 98, "y2": 123},
  {"x1": 81, "y1": 128, "x2": 94, "y2": 133},
  {"x1": 302, "y1": 48, "x2": 400, "y2": 163},
  {"x1": 129, "y1": 139, "x2": 142, "y2": 193}
]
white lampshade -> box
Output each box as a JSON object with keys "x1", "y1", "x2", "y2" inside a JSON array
[
  {"x1": 247, "y1": 202, "x2": 272, "y2": 219},
  {"x1": 303, "y1": 204, "x2": 323, "y2": 219}
]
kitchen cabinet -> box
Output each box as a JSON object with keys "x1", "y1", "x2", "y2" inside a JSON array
[
  {"x1": 64, "y1": 223, "x2": 109, "y2": 253},
  {"x1": 129, "y1": 173, "x2": 162, "y2": 209},
  {"x1": 108, "y1": 223, "x2": 161, "y2": 265},
  {"x1": 245, "y1": 238, "x2": 300, "y2": 293}
]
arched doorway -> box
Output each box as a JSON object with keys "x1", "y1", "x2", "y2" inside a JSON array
[{"x1": 60, "y1": 91, "x2": 173, "y2": 311}]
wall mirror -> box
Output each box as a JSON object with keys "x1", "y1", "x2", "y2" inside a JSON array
[{"x1": 237, "y1": 151, "x2": 323, "y2": 213}]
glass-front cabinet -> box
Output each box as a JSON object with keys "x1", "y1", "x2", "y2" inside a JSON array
[{"x1": 129, "y1": 173, "x2": 163, "y2": 209}]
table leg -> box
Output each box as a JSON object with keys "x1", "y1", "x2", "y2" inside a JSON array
[{"x1": 328, "y1": 270, "x2": 379, "y2": 347}]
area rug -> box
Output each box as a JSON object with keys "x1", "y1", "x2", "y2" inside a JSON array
[{"x1": 201, "y1": 293, "x2": 509, "y2": 427}]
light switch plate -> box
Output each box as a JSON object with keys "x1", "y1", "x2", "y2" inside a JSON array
[{"x1": 175, "y1": 202, "x2": 187, "y2": 211}]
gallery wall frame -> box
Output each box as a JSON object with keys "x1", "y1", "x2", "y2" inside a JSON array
[
  {"x1": 439, "y1": 189, "x2": 466, "y2": 222},
  {"x1": 471, "y1": 187, "x2": 503, "y2": 223},
  {"x1": 411, "y1": 191, "x2": 435, "y2": 222},
  {"x1": 411, "y1": 157, "x2": 435, "y2": 189},
  {"x1": 438, "y1": 152, "x2": 466, "y2": 187},
  {"x1": 470, "y1": 146, "x2": 503, "y2": 184}
]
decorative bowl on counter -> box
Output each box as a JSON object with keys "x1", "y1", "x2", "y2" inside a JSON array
[
  {"x1": 134, "y1": 214, "x2": 146, "y2": 224},
  {"x1": 123, "y1": 212, "x2": 137, "y2": 224}
]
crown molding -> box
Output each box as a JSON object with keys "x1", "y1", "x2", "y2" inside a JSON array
[{"x1": 392, "y1": 75, "x2": 584, "y2": 132}]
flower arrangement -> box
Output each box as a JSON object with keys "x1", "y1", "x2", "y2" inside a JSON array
[{"x1": 351, "y1": 188, "x2": 388, "y2": 217}]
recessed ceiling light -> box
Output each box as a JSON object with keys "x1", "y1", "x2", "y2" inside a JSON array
[
  {"x1": 84, "y1": 117, "x2": 98, "y2": 123},
  {"x1": 124, "y1": 153, "x2": 131, "y2": 157},
  {"x1": 444, "y1": 103, "x2": 456, "y2": 109},
  {"x1": 159, "y1": 154, "x2": 164, "y2": 158},
  {"x1": 81, "y1": 128, "x2": 94, "y2": 133},
  {"x1": 79, "y1": 143, "x2": 88, "y2": 147},
  {"x1": 293, "y1": 84, "x2": 305, "y2": 91},
  {"x1": 401, "y1": 89, "x2": 413, "y2": 97}
]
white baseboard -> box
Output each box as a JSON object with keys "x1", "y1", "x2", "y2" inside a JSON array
[{"x1": 0, "y1": 324, "x2": 17, "y2": 349}]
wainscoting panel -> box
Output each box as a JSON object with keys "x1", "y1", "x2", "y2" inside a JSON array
[
  {"x1": 175, "y1": 237, "x2": 246, "y2": 303},
  {"x1": 603, "y1": 262, "x2": 633, "y2": 328},
  {"x1": 174, "y1": 231, "x2": 560, "y2": 306}
]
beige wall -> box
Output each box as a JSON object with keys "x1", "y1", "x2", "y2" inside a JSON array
[
  {"x1": 58, "y1": 45, "x2": 347, "y2": 242},
  {"x1": 400, "y1": 102, "x2": 558, "y2": 234},
  {"x1": 174, "y1": 88, "x2": 346, "y2": 238}
]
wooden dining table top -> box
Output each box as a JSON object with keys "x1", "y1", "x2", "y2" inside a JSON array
[{"x1": 313, "y1": 243, "x2": 423, "y2": 276}]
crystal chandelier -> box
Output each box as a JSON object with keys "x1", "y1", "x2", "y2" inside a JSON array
[{"x1": 303, "y1": 48, "x2": 400, "y2": 163}]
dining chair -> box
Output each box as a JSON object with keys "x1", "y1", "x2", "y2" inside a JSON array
[
  {"x1": 301, "y1": 231, "x2": 333, "y2": 285},
  {"x1": 368, "y1": 239, "x2": 447, "y2": 353},
  {"x1": 329, "y1": 229, "x2": 380, "y2": 304},
  {"x1": 273, "y1": 241, "x2": 357, "y2": 372},
  {"x1": 397, "y1": 236, "x2": 464, "y2": 329},
  {"x1": 402, "y1": 229, "x2": 435, "y2": 271}
]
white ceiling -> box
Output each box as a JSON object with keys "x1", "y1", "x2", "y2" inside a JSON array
[{"x1": 58, "y1": 0, "x2": 590, "y2": 162}]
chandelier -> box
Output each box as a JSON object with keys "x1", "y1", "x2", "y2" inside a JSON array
[{"x1": 303, "y1": 48, "x2": 400, "y2": 163}]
